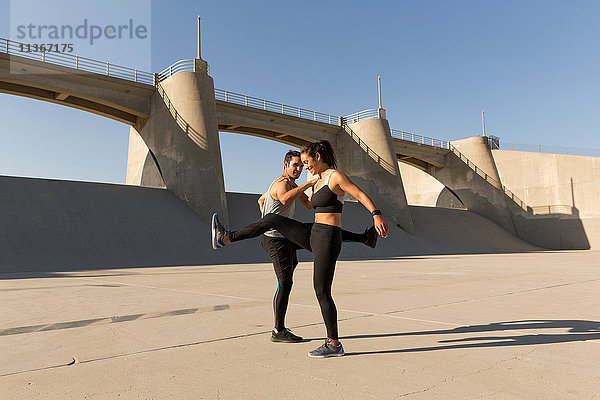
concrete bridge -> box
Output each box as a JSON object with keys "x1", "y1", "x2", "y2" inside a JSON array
[
  {"x1": 1, "y1": 37, "x2": 597, "y2": 249},
  {"x1": 0, "y1": 38, "x2": 422, "y2": 233}
]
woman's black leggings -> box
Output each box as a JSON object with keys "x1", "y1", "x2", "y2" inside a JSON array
[{"x1": 229, "y1": 213, "x2": 343, "y2": 340}]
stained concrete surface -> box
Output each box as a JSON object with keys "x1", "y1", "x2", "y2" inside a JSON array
[
  {"x1": 0, "y1": 175, "x2": 539, "y2": 273},
  {"x1": 1, "y1": 250, "x2": 600, "y2": 399}
]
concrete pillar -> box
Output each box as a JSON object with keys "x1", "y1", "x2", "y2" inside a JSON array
[
  {"x1": 441, "y1": 135, "x2": 517, "y2": 235},
  {"x1": 336, "y1": 117, "x2": 414, "y2": 233},
  {"x1": 126, "y1": 128, "x2": 165, "y2": 188},
  {"x1": 451, "y1": 136, "x2": 502, "y2": 183},
  {"x1": 129, "y1": 62, "x2": 228, "y2": 224}
]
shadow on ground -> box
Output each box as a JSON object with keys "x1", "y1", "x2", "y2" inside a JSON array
[{"x1": 341, "y1": 319, "x2": 600, "y2": 356}]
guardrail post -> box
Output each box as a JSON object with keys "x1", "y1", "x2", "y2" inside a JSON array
[
  {"x1": 106, "y1": 62, "x2": 109, "y2": 75},
  {"x1": 170, "y1": 65, "x2": 172, "y2": 77},
  {"x1": 245, "y1": 95, "x2": 248, "y2": 107},
  {"x1": 225, "y1": 90, "x2": 228, "y2": 102},
  {"x1": 281, "y1": 104, "x2": 284, "y2": 114},
  {"x1": 42, "y1": 50, "x2": 45, "y2": 62},
  {"x1": 314, "y1": 111, "x2": 317, "y2": 121},
  {"x1": 5, "y1": 38, "x2": 8, "y2": 53},
  {"x1": 263, "y1": 99, "x2": 266, "y2": 110},
  {"x1": 134, "y1": 69, "x2": 137, "y2": 82}
]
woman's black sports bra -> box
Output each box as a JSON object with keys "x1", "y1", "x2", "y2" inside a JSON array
[{"x1": 311, "y1": 170, "x2": 344, "y2": 213}]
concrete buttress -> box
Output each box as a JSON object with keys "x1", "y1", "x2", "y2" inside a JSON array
[
  {"x1": 336, "y1": 118, "x2": 414, "y2": 233},
  {"x1": 127, "y1": 61, "x2": 229, "y2": 224},
  {"x1": 433, "y1": 136, "x2": 517, "y2": 235}
]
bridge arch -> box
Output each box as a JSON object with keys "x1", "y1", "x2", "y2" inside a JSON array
[
  {"x1": 0, "y1": 53, "x2": 153, "y2": 125},
  {"x1": 396, "y1": 160, "x2": 466, "y2": 210},
  {"x1": 0, "y1": 92, "x2": 132, "y2": 183}
]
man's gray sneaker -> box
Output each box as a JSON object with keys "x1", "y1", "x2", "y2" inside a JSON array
[
  {"x1": 271, "y1": 328, "x2": 303, "y2": 343},
  {"x1": 211, "y1": 213, "x2": 228, "y2": 249},
  {"x1": 308, "y1": 340, "x2": 345, "y2": 358}
]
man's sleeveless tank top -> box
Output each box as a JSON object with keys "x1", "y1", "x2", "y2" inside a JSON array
[{"x1": 262, "y1": 179, "x2": 295, "y2": 238}]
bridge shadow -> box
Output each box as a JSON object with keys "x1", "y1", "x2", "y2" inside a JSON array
[{"x1": 340, "y1": 319, "x2": 600, "y2": 356}]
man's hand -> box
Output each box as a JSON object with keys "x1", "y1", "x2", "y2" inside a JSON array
[{"x1": 275, "y1": 174, "x2": 294, "y2": 187}]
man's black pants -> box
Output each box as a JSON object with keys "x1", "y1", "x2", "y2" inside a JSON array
[{"x1": 261, "y1": 235, "x2": 298, "y2": 331}]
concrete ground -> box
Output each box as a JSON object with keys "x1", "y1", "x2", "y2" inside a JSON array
[{"x1": 1, "y1": 250, "x2": 600, "y2": 399}]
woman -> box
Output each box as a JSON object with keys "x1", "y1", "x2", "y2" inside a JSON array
[{"x1": 212, "y1": 140, "x2": 389, "y2": 358}]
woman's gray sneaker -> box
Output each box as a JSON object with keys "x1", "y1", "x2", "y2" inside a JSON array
[
  {"x1": 270, "y1": 328, "x2": 303, "y2": 343},
  {"x1": 308, "y1": 340, "x2": 345, "y2": 358},
  {"x1": 211, "y1": 213, "x2": 227, "y2": 249}
]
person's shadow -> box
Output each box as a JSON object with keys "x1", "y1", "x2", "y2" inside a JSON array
[{"x1": 336, "y1": 320, "x2": 600, "y2": 356}]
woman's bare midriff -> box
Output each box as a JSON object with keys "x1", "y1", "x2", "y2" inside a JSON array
[{"x1": 314, "y1": 212, "x2": 342, "y2": 227}]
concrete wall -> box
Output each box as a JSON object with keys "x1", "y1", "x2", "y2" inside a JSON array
[
  {"x1": 492, "y1": 150, "x2": 600, "y2": 218},
  {"x1": 493, "y1": 150, "x2": 600, "y2": 249},
  {"x1": 0, "y1": 175, "x2": 539, "y2": 273}
]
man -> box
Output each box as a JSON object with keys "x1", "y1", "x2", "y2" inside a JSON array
[{"x1": 257, "y1": 150, "x2": 377, "y2": 343}]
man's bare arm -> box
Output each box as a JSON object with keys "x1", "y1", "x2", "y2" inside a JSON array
[{"x1": 258, "y1": 191, "x2": 267, "y2": 214}]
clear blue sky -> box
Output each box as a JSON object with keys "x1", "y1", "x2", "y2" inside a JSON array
[{"x1": 1, "y1": 0, "x2": 599, "y2": 193}]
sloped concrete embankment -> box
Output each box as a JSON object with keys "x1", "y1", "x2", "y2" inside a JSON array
[{"x1": 0, "y1": 176, "x2": 539, "y2": 273}]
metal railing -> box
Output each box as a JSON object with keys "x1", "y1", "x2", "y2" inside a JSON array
[
  {"x1": 157, "y1": 59, "x2": 196, "y2": 82},
  {"x1": 530, "y1": 205, "x2": 575, "y2": 215},
  {"x1": 156, "y1": 59, "x2": 210, "y2": 82},
  {"x1": 214, "y1": 88, "x2": 341, "y2": 125},
  {"x1": 391, "y1": 129, "x2": 450, "y2": 149},
  {"x1": 502, "y1": 141, "x2": 600, "y2": 157},
  {"x1": 342, "y1": 109, "x2": 379, "y2": 124},
  {"x1": 488, "y1": 135, "x2": 500, "y2": 150},
  {"x1": 1, "y1": 37, "x2": 155, "y2": 85}
]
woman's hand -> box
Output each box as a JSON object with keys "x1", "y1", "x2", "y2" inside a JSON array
[{"x1": 373, "y1": 215, "x2": 389, "y2": 238}]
